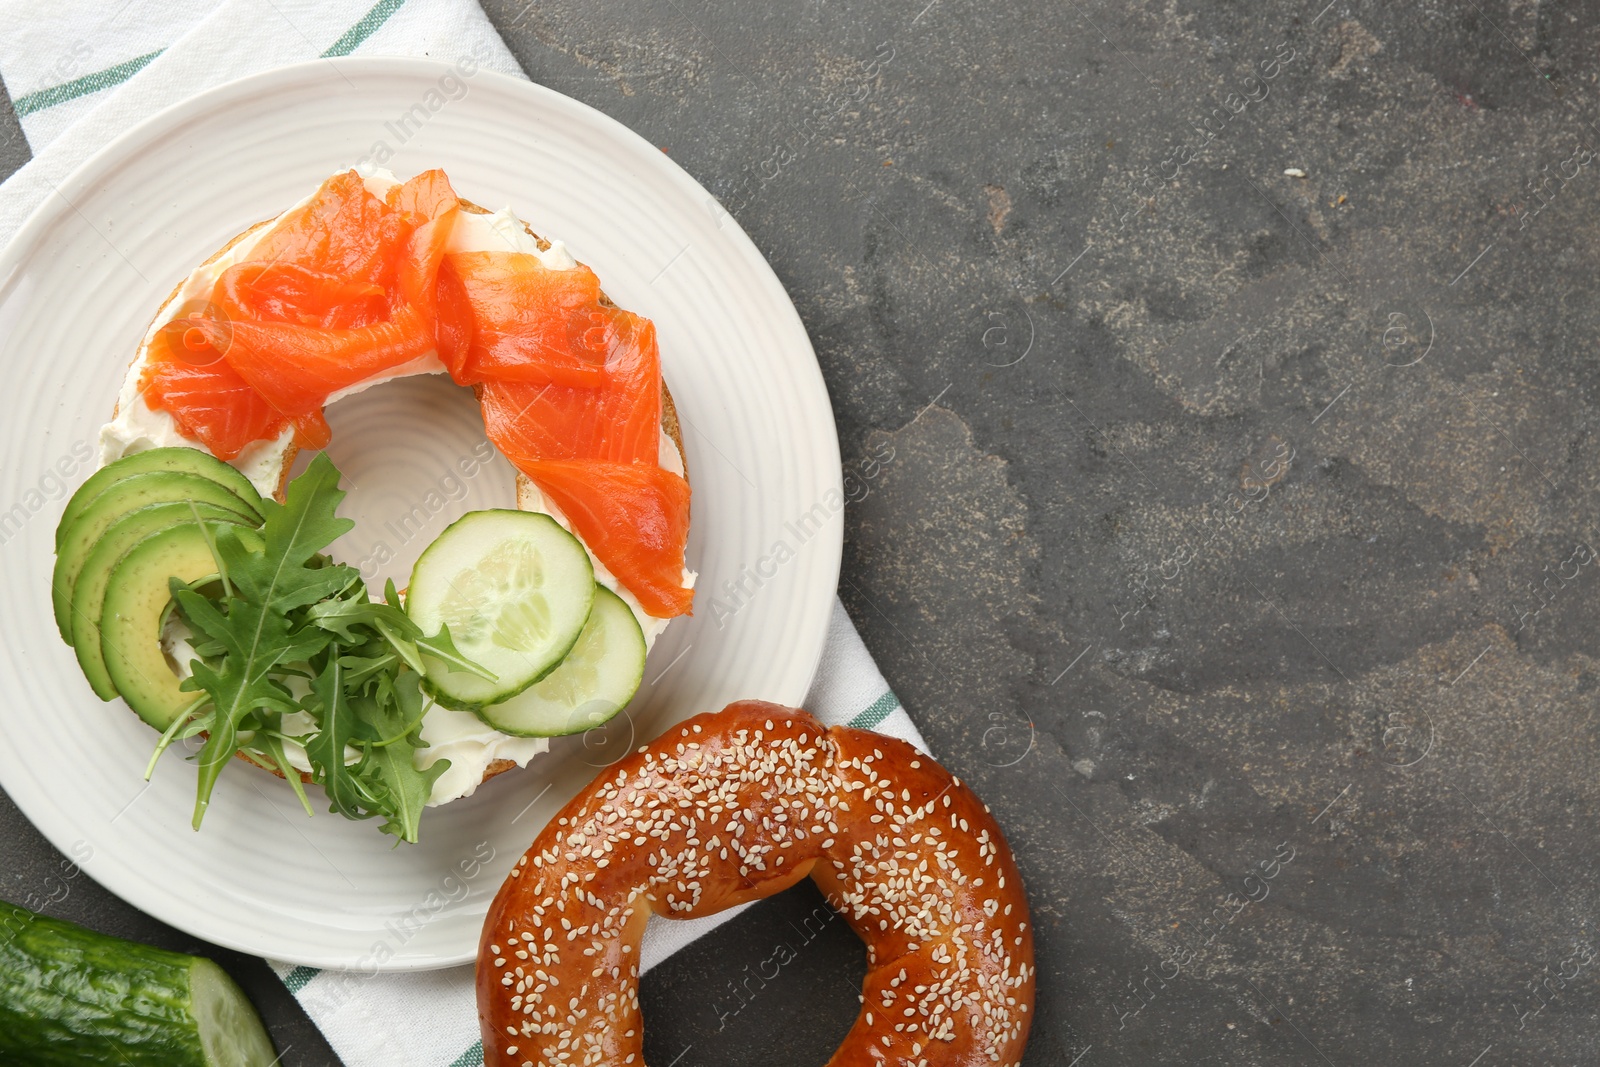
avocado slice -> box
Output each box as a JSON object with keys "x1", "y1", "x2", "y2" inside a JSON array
[
  {"x1": 99, "y1": 522, "x2": 231, "y2": 730},
  {"x1": 56, "y1": 446, "x2": 263, "y2": 552},
  {"x1": 71, "y1": 503, "x2": 250, "y2": 700},
  {"x1": 52, "y1": 472, "x2": 259, "y2": 643}
]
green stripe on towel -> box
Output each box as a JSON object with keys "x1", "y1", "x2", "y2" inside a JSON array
[
  {"x1": 13, "y1": 50, "x2": 162, "y2": 118},
  {"x1": 12, "y1": 0, "x2": 412, "y2": 122},
  {"x1": 848, "y1": 690, "x2": 900, "y2": 731},
  {"x1": 448, "y1": 1040, "x2": 485, "y2": 1067},
  {"x1": 282, "y1": 965, "x2": 321, "y2": 994},
  {"x1": 322, "y1": 0, "x2": 409, "y2": 58}
]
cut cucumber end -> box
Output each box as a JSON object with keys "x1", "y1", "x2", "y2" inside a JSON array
[
  {"x1": 407, "y1": 510, "x2": 596, "y2": 708},
  {"x1": 476, "y1": 586, "x2": 646, "y2": 736},
  {"x1": 0, "y1": 908, "x2": 277, "y2": 1067},
  {"x1": 189, "y1": 959, "x2": 279, "y2": 1067}
]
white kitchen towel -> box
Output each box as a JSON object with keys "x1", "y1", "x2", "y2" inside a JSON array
[
  {"x1": 0, "y1": 0, "x2": 522, "y2": 249},
  {"x1": 0, "y1": 5, "x2": 927, "y2": 1066}
]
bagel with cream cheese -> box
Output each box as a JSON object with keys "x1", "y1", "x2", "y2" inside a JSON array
[{"x1": 95, "y1": 168, "x2": 694, "y2": 808}]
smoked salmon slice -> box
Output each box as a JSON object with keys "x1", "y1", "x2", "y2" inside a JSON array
[
  {"x1": 149, "y1": 169, "x2": 459, "y2": 451},
  {"x1": 442, "y1": 251, "x2": 608, "y2": 388},
  {"x1": 217, "y1": 303, "x2": 436, "y2": 421},
  {"x1": 139, "y1": 350, "x2": 287, "y2": 460},
  {"x1": 434, "y1": 256, "x2": 475, "y2": 375},
  {"x1": 141, "y1": 168, "x2": 693, "y2": 616},
  {"x1": 387, "y1": 168, "x2": 458, "y2": 221},
  {"x1": 247, "y1": 170, "x2": 402, "y2": 288},
  {"x1": 514, "y1": 460, "x2": 692, "y2": 619},
  {"x1": 477, "y1": 306, "x2": 661, "y2": 466},
  {"x1": 214, "y1": 263, "x2": 387, "y2": 329}
]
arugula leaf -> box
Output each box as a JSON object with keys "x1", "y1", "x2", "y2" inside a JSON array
[
  {"x1": 370, "y1": 742, "x2": 448, "y2": 844},
  {"x1": 171, "y1": 580, "x2": 324, "y2": 829},
  {"x1": 362, "y1": 664, "x2": 447, "y2": 843},
  {"x1": 307, "y1": 580, "x2": 494, "y2": 681},
  {"x1": 299, "y1": 655, "x2": 446, "y2": 843},
  {"x1": 352, "y1": 668, "x2": 429, "y2": 745},
  {"x1": 339, "y1": 651, "x2": 403, "y2": 690},
  {"x1": 417, "y1": 625, "x2": 495, "y2": 681},
  {"x1": 303, "y1": 587, "x2": 378, "y2": 642},
  {"x1": 258, "y1": 730, "x2": 315, "y2": 817},
  {"x1": 385, "y1": 578, "x2": 496, "y2": 681},
  {"x1": 230, "y1": 454, "x2": 358, "y2": 609},
  {"x1": 303, "y1": 654, "x2": 363, "y2": 816},
  {"x1": 157, "y1": 453, "x2": 486, "y2": 844}
]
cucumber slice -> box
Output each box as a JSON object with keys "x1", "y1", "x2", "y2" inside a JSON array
[
  {"x1": 52, "y1": 471, "x2": 259, "y2": 642},
  {"x1": 476, "y1": 585, "x2": 646, "y2": 736},
  {"x1": 0, "y1": 905, "x2": 277, "y2": 1066},
  {"x1": 56, "y1": 446, "x2": 263, "y2": 551},
  {"x1": 406, "y1": 510, "x2": 595, "y2": 709},
  {"x1": 71, "y1": 502, "x2": 250, "y2": 700}
]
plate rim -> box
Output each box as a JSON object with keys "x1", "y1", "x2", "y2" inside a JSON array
[{"x1": 0, "y1": 56, "x2": 843, "y2": 969}]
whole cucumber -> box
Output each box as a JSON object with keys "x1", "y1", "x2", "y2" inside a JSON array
[{"x1": 0, "y1": 904, "x2": 277, "y2": 1066}]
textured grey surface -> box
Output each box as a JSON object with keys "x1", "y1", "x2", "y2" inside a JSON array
[{"x1": 4, "y1": 1, "x2": 1600, "y2": 1064}]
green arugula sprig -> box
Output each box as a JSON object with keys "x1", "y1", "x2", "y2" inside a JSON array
[{"x1": 147, "y1": 454, "x2": 491, "y2": 844}]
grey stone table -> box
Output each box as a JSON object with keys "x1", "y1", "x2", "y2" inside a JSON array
[{"x1": 4, "y1": 1, "x2": 1599, "y2": 1063}]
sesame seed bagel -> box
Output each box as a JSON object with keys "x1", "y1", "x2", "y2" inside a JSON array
[
  {"x1": 118, "y1": 196, "x2": 687, "y2": 795},
  {"x1": 478, "y1": 700, "x2": 1035, "y2": 1067}
]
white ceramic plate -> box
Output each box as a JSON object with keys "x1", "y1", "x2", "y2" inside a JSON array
[{"x1": 0, "y1": 59, "x2": 841, "y2": 969}]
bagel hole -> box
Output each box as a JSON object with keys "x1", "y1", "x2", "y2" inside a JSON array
[
  {"x1": 289, "y1": 372, "x2": 520, "y2": 593},
  {"x1": 640, "y1": 880, "x2": 867, "y2": 1063}
]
